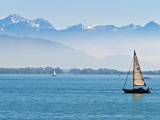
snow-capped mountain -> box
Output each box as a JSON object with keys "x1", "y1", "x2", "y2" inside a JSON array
[
  {"x1": 1, "y1": 14, "x2": 160, "y2": 38},
  {"x1": 65, "y1": 23, "x2": 119, "y2": 32},
  {"x1": 33, "y1": 18, "x2": 55, "y2": 30},
  {"x1": 0, "y1": 14, "x2": 55, "y2": 33},
  {"x1": 120, "y1": 24, "x2": 142, "y2": 31},
  {"x1": 65, "y1": 23, "x2": 143, "y2": 32}
]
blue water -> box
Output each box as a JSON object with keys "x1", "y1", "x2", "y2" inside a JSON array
[{"x1": 0, "y1": 74, "x2": 160, "y2": 120}]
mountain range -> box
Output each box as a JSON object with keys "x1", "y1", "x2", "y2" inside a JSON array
[
  {"x1": 0, "y1": 14, "x2": 160, "y2": 70},
  {"x1": 0, "y1": 34, "x2": 159, "y2": 70},
  {"x1": 1, "y1": 14, "x2": 160, "y2": 37},
  {"x1": 0, "y1": 14, "x2": 55, "y2": 31}
]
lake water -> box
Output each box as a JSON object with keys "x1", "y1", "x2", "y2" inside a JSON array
[{"x1": 0, "y1": 74, "x2": 160, "y2": 120}]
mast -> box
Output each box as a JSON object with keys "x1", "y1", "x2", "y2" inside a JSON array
[{"x1": 133, "y1": 50, "x2": 135, "y2": 89}]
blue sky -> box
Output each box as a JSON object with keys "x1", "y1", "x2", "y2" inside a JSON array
[{"x1": 1, "y1": 0, "x2": 160, "y2": 29}]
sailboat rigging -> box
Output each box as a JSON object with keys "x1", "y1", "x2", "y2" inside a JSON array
[{"x1": 122, "y1": 50, "x2": 151, "y2": 93}]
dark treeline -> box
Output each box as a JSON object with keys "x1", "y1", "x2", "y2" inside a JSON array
[
  {"x1": 69, "y1": 68, "x2": 160, "y2": 75},
  {"x1": 0, "y1": 67, "x2": 160, "y2": 75},
  {"x1": 69, "y1": 68, "x2": 125, "y2": 74},
  {"x1": 0, "y1": 67, "x2": 63, "y2": 74}
]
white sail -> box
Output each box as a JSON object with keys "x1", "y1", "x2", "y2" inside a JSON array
[
  {"x1": 133, "y1": 51, "x2": 146, "y2": 86},
  {"x1": 53, "y1": 70, "x2": 56, "y2": 76}
]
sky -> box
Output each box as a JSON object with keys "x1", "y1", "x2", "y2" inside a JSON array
[{"x1": 1, "y1": 0, "x2": 160, "y2": 29}]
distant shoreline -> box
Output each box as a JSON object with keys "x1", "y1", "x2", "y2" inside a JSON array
[{"x1": 0, "y1": 67, "x2": 159, "y2": 75}]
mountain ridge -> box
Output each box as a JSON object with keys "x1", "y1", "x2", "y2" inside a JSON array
[
  {"x1": 0, "y1": 34, "x2": 159, "y2": 70},
  {"x1": 0, "y1": 14, "x2": 160, "y2": 32},
  {"x1": 0, "y1": 14, "x2": 160, "y2": 70}
]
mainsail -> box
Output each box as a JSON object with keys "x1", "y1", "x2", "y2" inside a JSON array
[
  {"x1": 133, "y1": 51, "x2": 146, "y2": 86},
  {"x1": 53, "y1": 70, "x2": 56, "y2": 76}
]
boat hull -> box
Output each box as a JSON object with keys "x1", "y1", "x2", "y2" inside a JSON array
[{"x1": 123, "y1": 88, "x2": 151, "y2": 93}]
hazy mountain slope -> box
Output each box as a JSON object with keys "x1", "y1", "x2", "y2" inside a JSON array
[
  {"x1": 0, "y1": 34, "x2": 158, "y2": 71},
  {"x1": 0, "y1": 34, "x2": 100, "y2": 68},
  {"x1": 102, "y1": 54, "x2": 160, "y2": 71}
]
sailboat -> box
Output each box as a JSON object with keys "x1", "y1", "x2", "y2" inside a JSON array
[
  {"x1": 53, "y1": 70, "x2": 56, "y2": 76},
  {"x1": 122, "y1": 50, "x2": 151, "y2": 93}
]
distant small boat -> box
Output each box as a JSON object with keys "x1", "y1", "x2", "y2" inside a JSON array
[
  {"x1": 53, "y1": 70, "x2": 56, "y2": 76},
  {"x1": 122, "y1": 50, "x2": 151, "y2": 93}
]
